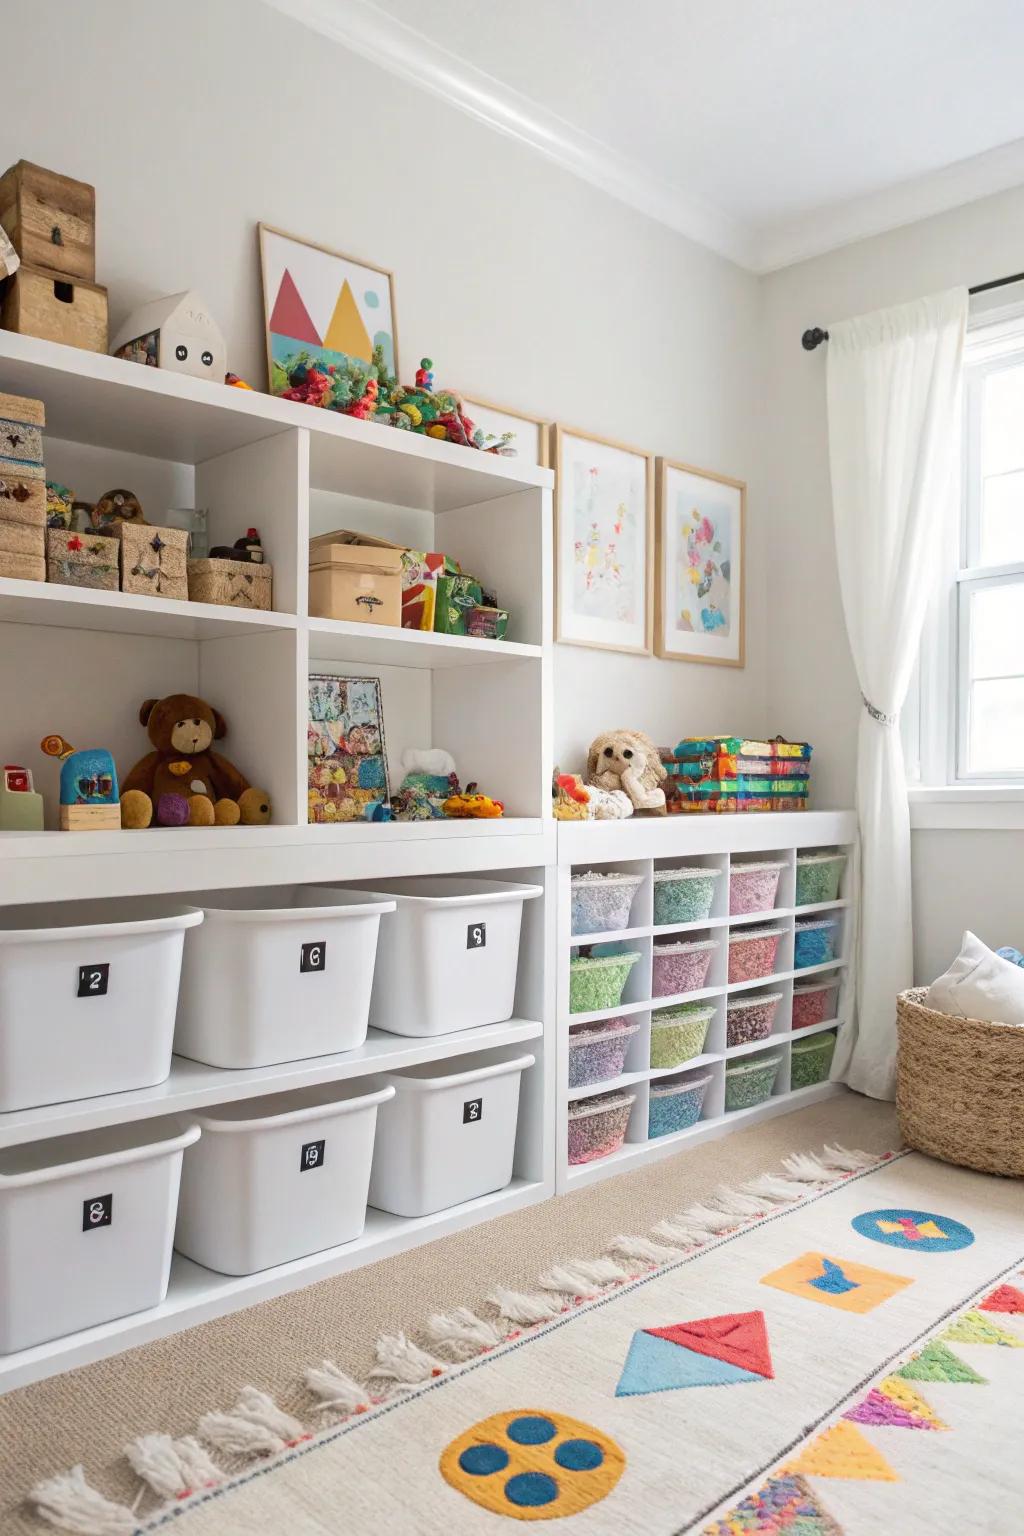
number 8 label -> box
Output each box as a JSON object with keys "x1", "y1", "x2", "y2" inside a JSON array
[{"x1": 82, "y1": 1193, "x2": 113, "y2": 1231}]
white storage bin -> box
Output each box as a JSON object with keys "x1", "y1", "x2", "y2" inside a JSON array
[
  {"x1": 0, "y1": 899, "x2": 202, "y2": 1113},
  {"x1": 368, "y1": 1051, "x2": 535, "y2": 1217},
  {"x1": 0, "y1": 1118, "x2": 199, "y2": 1353},
  {"x1": 173, "y1": 887, "x2": 396, "y2": 1068},
  {"x1": 342, "y1": 878, "x2": 543, "y2": 1038},
  {"x1": 174, "y1": 1081, "x2": 395, "y2": 1275}
]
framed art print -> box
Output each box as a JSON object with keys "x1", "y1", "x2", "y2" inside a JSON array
[
  {"x1": 656, "y1": 458, "x2": 745, "y2": 666},
  {"x1": 554, "y1": 425, "x2": 653, "y2": 654},
  {"x1": 459, "y1": 395, "x2": 550, "y2": 468},
  {"x1": 307, "y1": 674, "x2": 390, "y2": 823},
  {"x1": 259, "y1": 224, "x2": 399, "y2": 396}
]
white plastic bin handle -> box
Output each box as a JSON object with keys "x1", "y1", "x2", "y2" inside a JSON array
[
  {"x1": 383, "y1": 1053, "x2": 536, "y2": 1093},
  {"x1": 0, "y1": 1122, "x2": 201, "y2": 1190},
  {"x1": 0, "y1": 908, "x2": 204, "y2": 946},
  {"x1": 195, "y1": 1086, "x2": 396, "y2": 1134},
  {"x1": 358, "y1": 886, "x2": 543, "y2": 910}
]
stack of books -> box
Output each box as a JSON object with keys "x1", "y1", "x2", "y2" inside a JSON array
[{"x1": 660, "y1": 737, "x2": 812, "y2": 813}]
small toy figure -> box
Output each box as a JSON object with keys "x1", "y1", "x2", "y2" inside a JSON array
[
  {"x1": 552, "y1": 769, "x2": 590, "y2": 821},
  {"x1": 45, "y1": 482, "x2": 75, "y2": 529},
  {"x1": 391, "y1": 747, "x2": 459, "y2": 821},
  {"x1": 81, "y1": 488, "x2": 147, "y2": 532},
  {"x1": 225, "y1": 372, "x2": 254, "y2": 390},
  {"x1": 40, "y1": 735, "x2": 121, "y2": 830},
  {"x1": 111, "y1": 290, "x2": 226, "y2": 381},
  {"x1": 415, "y1": 357, "x2": 434, "y2": 390},
  {"x1": 0, "y1": 763, "x2": 44, "y2": 830},
  {"x1": 443, "y1": 783, "x2": 504, "y2": 819},
  {"x1": 209, "y1": 527, "x2": 264, "y2": 564},
  {"x1": 348, "y1": 375, "x2": 378, "y2": 421}
]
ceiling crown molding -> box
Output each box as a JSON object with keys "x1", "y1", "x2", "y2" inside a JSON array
[{"x1": 261, "y1": 0, "x2": 758, "y2": 269}]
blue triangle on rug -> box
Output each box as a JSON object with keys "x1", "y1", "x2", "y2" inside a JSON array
[{"x1": 615, "y1": 1329, "x2": 763, "y2": 1396}]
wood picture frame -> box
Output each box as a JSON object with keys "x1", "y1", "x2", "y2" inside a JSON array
[
  {"x1": 458, "y1": 394, "x2": 551, "y2": 468},
  {"x1": 655, "y1": 457, "x2": 745, "y2": 667},
  {"x1": 553, "y1": 423, "x2": 653, "y2": 654}
]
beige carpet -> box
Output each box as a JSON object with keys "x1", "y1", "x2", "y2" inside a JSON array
[{"x1": 1, "y1": 1090, "x2": 898, "y2": 1534}]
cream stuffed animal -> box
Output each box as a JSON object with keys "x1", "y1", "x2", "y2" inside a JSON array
[{"x1": 587, "y1": 729, "x2": 667, "y2": 814}]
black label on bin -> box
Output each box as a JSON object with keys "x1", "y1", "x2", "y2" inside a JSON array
[
  {"x1": 77, "y1": 962, "x2": 110, "y2": 997},
  {"x1": 82, "y1": 1193, "x2": 112, "y2": 1231},
  {"x1": 300, "y1": 940, "x2": 327, "y2": 973},
  {"x1": 300, "y1": 1139, "x2": 326, "y2": 1171},
  {"x1": 466, "y1": 922, "x2": 487, "y2": 950},
  {"x1": 463, "y1": 1097, "x2": 483, "y2": 1124}
]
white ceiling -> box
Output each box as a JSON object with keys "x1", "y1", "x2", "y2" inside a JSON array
[{"x1": 267, "y1": 0, "x2": 1024, "y2": 271}]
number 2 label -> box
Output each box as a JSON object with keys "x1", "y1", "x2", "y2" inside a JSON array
[{"x1": 77, "y1": 963, "x2": 110, "y2": 997}]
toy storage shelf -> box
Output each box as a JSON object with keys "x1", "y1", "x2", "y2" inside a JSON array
[
  {"x1": 0, "y1": 577, "x2": 299, "y2": 640},
  {"x1": 307, "y1": 616, "x2": 543, "y2": 669},
  {"x1": 556, "y1": 812, "x2": 857, "y2": 1192}
]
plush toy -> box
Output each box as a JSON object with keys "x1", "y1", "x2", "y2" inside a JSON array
[
  {"x1": 443, "y1": 783, "x2": 504, "y2": 818},
  {"x1": 587, "y1": 729, "x2": 667, "y2": 815},
  {"x1": 553, "y1": 769, "x2": 590, "y2": 821},
  {"x1": 119, "y1": 693, "x2": 271, "y2": 829},
  {"x1": 391, "y1": 747, "x2": 460, "y2": 821}
]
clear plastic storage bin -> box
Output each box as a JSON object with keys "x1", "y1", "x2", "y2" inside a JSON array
[
  {"x1": 571, "y1": 872, "x2": 644, "y2": 936},
  {"x1": 567, "y1": 1090, "x2": 635, "y2": 1165},
  {"x1": 650, "y1": 1005, "x2": 715, "y2": 1069},
  {"x1": 0, "y1": 1118, "x2": 199, "y2": 1353},
  {"x1": 568, "y1": 1018, "x2": 640, "y2": 1088},
  {"x1": 792, "y1": 977, "x2": 840, "y2": 1030},
  {"x1": 651, "y1": 938, "x2": 718, "y2": 997},
  {"x1": 569, "y1": 951, "x2": 641, "y2": 1013},
  {"x1": 728, "y1": 926, "x2": 785, "y2": 983},
  {"x1": 790, "y1": 1030, "x2": 837, "y2": 1089},
  {"x1": 794, "y1": 917, "x2": 840, "y2": 970},
  {"x1": 726, "y1": 992, "x2": 783, "y2": 1047},
  {"x1": 368, "y1": 1051, "x2": 534, "y2": 1217},
  {"x1": 795, "y1": 853, "x2": 847, "y2": 907},
  {"x1": 729, "y1": 861, "x2": 786, "y2": 916},
  {"x1": 351, "y1": 879, "x2": 543, "y2": 1037},
  {"x1": 0, "y1": 900, "x2": 202, "y2": 1113},
  {"x1": 174, "y1": 887, "x2": 395, "y2": 1069},
  {"x1": 174, "y1": 1082, "x2": 394, "y2": 1275},
  {"x1": 653, "y1": 867, "x2": 720, "y2": 926},
  {"x1": 648, "y1": 1072, "x2": 712, "y2": 1138},
  {"x1": 724, "y1": 1050, "x2": 783, "y2": 1112}
]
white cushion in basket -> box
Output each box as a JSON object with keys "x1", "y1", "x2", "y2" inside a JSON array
[{"x1": 925, "y1": 931, "x2": 1024, "y2": 1026}]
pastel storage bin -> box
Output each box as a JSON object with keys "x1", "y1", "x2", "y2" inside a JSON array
[
  {"x1": 790, "y1": 1030, "x2": 837, "y2": 1090},
  {"x1": 653, "y1": 867, "x2": 721, "y2": 926},
  {"x1": 567, "y1": 1090, "x2": 636, "y2": 1166},
  {"x1": 729, "y1": 861, "x2": 786, "y2": 916},
  {"x1": 795, "y1": 852, "x2": 847, "y2": 907},
  {"x1": 728, "y1": 926, "x2": 785, "y2": 983},
  {"x1": 0, "y1": 899, "x2": 202, "y2": 1113},
  {"x1": 792, "y1": 977, "x2": 841, "y2": 1030},
  {"x1": 648, "y1": 1072, "x2": 712, "y2": 1138},
  {"x1": 568, "y1": 1018, "x2": 640, "y2": 1089},
  {"x1": 173, "y1": 888, "x2": 396, "y2": 1069},
  {"x1": 352, "y1": 878, "x2": 543, "y2": 1037},
  {"x1": 570, "y1": 951, "x2": 641, "y2": 1013},
  {"x1": 650, "y1": 1004, "x2": 714, "y2": 1069},
  {"x1": 724, "y1": 1050, "x2": 783, "y2": 1112},
  {"x1": 794, "y1": 917, "x2": 840, "y2": 970},
  {"x1": 571, "y1": 872, "x2": 644, "y2": 936},
  {"x1": 652, "y1": 938, "x2": 718, "y2": 998},
  {"x1": 368, "y1": 1052, "x2": 534, "y2": 1217},
  {"x1": 0, "y1": 1118, "x2": 199, "y2": 1353},
  {"x1": 174, "y1": 1082, "x2": 393, "y2": 1275},
  {"x1": 726, "y1": 991, "x2": 783, "y2": 1048}
]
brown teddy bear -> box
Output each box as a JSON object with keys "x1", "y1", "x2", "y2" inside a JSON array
[
  {"x1": 120, "y1": 693, "x2": 271, "y2": 828},
  {"x1": 586, "y1": 729, "x2": 668, "y2": 814}
]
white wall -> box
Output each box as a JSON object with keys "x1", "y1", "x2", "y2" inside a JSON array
[
  {"x1": 2, "y1": 0, "x2": 769, "y2": 771},
  {"x1": 760, "y1": 185, "x2": 1024, "y2": 980}
]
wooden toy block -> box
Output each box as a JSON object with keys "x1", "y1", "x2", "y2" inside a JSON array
[
  {"x1": 1, "y1": 262, "x2": 108, "y2": 353},
  {"x1": 59, "y1": 803, "x2": 122, "y2": 831},
  {"x1": 0, "y1": 161, "x2": 96, "y2": 282}
]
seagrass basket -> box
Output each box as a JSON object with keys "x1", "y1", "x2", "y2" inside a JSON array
[{"x1": 897, "y1": 987, "x2": 1024, "y2": 1177}]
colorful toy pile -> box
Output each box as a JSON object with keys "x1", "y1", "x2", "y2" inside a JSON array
[{"x1": 661, "y1": 736, "x2": 812, "y2": 813}]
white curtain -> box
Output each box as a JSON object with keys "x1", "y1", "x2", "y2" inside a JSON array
[{"x1": 827, "y1": 289, "x2": 967, "y2": 1100}]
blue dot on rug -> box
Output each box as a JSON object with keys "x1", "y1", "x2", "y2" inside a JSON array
[
  {"x1": 555, "y1": 1439, "x2": 604, "y2": 1471},
  {"x1": 504, "y1": 1472, "x2": 559, "y2": 1507},
  {"x1": 852, "y1": 1209, "x2": 975, "y2": 1252},
  {"x1": 458, "y1": 1444, "x2": 510, "y2": 1476},
  {"x1": 507, "y1": 1415, "x2": 557, "y2": 1445}
]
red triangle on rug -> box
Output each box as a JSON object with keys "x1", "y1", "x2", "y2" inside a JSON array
[
  {"x1": 647, "y1": 1311, "x2": 774, "y2": 1379},
  {"x1": 979, "y1": 1284, "x2": 1024, "y2": 1314}
]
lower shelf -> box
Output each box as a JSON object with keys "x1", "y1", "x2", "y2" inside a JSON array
[{"x1": 0, "y1": 1175, "x2": 550, "y2": 1393}]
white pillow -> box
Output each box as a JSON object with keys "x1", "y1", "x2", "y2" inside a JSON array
[{"x1": 924, "y1": 931, "x2": 1024, "y2": 1025}]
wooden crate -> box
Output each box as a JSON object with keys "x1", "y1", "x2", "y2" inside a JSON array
[
  {"x1": 46, "y1": 528, "x2": 119, "y2": 590},
  {"x1": 188, "y1": 557, "x2": 273, "y2": 611},
  {"x1": 0, "y1": 161, "x2": 96, "y2": 282},
  {"x1": 1, "y1": 263, "x2": 108, "y2": 353},
  {"x1": 118, "y1": 523, "x2": 189, "y2": 600},
  {"x1": 0, "y1": 550, "x2": 44, "y2": 581},
  {"x1": 0, "y1": 459, "x2": 46, "y2": 526}
]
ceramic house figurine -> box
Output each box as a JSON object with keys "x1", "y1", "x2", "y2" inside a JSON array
[
  {"x1": 0, "y1": 764, "x2": 44, "y2": 830},
  {"x1": 40, "y1": 734, "x2": 121, "y2": 830},
  {"x1": 110, "y1": 290, "x2": 226, "y2": 381}
]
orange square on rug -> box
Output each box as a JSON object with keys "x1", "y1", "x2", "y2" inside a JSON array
[{"x1": 760, "y1": 1251, "x2": 914, "y2": 1313}]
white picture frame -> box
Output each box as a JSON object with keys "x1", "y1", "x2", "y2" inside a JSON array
[{"x1": 655, "y1": 458, "x2": 745, "y2": 667}]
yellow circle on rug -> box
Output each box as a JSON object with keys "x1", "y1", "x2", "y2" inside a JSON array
[{"x1": 440, "y1": 1409, "x2": 626, "y2": 1520}]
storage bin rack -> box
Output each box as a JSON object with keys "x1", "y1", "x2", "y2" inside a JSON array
[
  {"x1": 556, "y1": 812, "x2": 856, "y2": 1190},
  {"x1": 0, "y1": 330, "x2": 556, "y2": 1391}
]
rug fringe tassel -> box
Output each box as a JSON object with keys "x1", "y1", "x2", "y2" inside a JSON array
[
  {"x1": 537, "y1": 1257, "x2": 633, "y2": 1297},
  {"x1": 609, "y1": 1234, "x2": 682, "y2": 1265},
  {"x1": 426, "y1": 1307, "x2": 506, "y2": 1358},
  {"x1": 489, "y1": 1285, "x2": 567, "y2": 1324},
  {"x1": 370, "y1": 1331, "x2": 447, "y2": 1386},
  {"x1": 29, "y1": 1467, "x2": 137, "y2": 1536},
  {"x1": 124, "y1": 1434, "x2": 224, "y2": 1501},
  {"x1": 822, "y1": 1143, "x2": 883, "y2": 1172},
  {"x1": 304, "y1": 1360, "x2": 375, "y2": 1415},
  {"x1": 199, "y1": 1386, "x2": 309, "y2": 1457}
]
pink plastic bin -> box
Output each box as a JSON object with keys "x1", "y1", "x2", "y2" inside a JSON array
[
  {"x1": 729, "y1": 861, "x2": 786, "y2": 916},
  {"x1": 652, "y1": 938, "x2": 718, "y2": 998},
  {"x1": 728, "y1": 926, "x2": 784, "y2": 984},
  {"x1": 567, "y1": 1090, "x2": 636, "y2": 1165},
  {"x1": 792, "y1": 977, "x2": 840, "y2": 1030}
]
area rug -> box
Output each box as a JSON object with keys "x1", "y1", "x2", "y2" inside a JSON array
[{"x1": 31, "y1": 1146, "x2": 1024, "y2": 1535}]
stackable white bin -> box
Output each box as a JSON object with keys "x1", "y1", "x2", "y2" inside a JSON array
[
  {"x1": 174, "y1": 1081, "x2": 395, "y2": 1275},
  {"x1": 368, "y1": 1051, "x2": 535, "y2": 1217},
  {"x1": 0, "y1": 900, "x2": 202, "y2": 1112},
  {"x1": 173, "y1": 887, "x2": 396, "y2": 1068},
  {"x1": 0, "y1": 1118, "x2": 199, "y2": 1353},
  {"x1": 340, "y1": 878, "x2": 543, "y2": 1037}
]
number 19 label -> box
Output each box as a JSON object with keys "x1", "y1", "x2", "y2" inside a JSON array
[
  {"x1": 300, "y1": 1139, "x2": 325, "y2": 1171},
  {"x1": 467, "y1": 922, "x2": 487, "y2": 950},
  {"x1": 78, "y1": 962, "x2": 110, "y2": 997}
]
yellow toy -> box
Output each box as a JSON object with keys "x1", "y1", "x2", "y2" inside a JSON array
[{"x1": 443, "y1": 782, "x2": 504, "y2": 818}]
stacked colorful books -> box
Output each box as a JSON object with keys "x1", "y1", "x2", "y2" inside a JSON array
[{"x1": 661, "y1": 737, "x2": 812, "y2": 813}]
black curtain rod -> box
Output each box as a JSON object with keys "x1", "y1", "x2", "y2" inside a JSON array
[{"x1": 801, "y1": 270, "x2": 1024, "y2": 350}]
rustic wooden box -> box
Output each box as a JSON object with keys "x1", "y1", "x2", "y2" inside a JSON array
[
  {"x1": 188, "y1": 557, "x2": 273, "y2": 611},
  {"x1": 118, "y1": 523, "x2": 189, "y2": 600},
  {"x1": 0, "y1": 161, "x2": 96, "y2": 282},
  {"x1": 1, "y1": 263, "x2": 108, "y2": 353},
  {"x1": 0, "y1": 459, "x2": 46, "y2": 526},
  {"x1": 0, "y1": 549, "x2": 45, "y2": 581},
  {"x1": 46, "y1": 528, "x2": 119, "y2": 591}
]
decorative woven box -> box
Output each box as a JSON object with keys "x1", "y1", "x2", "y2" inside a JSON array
[
  {"x1": 0, "y1": 450, "x2": 46, "y2": 581},
  {"x1": 46, "y1": 528, "x2": 119, "y2": 590},
  {"x1": 118, "y1": 524, "x2": 189, "y2": 600},
  {"x1": 187, "y1": 557, "x2": 273, "y2": 611}
]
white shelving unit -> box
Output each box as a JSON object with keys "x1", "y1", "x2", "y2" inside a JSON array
[
  {"x1": 556, "y1": 812, "x2": 856, "y2": 1191},
  {"x1": 0, "y1": 331, "x2": 556, "y2": 1390}
]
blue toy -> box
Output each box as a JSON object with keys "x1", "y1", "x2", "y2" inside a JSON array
[{"x1": 40, "y1": 735, "x2": 121, "y2": 830}]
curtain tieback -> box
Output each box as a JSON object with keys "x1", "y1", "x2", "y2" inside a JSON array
[{"x1": 862, "y1": 694, "x2": 896, "y2": 727}]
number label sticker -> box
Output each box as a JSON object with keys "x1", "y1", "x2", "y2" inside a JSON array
[
  {"x1": 466, "y1": 922, "x2": 487, "y2": 950},
  {"x1": 463, "y1": 1098, "x2": 483, "y2": 1124},
  {"x1": 300, "y1": 941, "x2": 327, "y2": 973},
  {"x1": 300, "y1": 1139, "x2": 325, "y2": 1171},
  {"x1": 82, "y1": 1193, "x2": 112, "y2": 1231},
  {"x1": 77, "y1": 962, "x2": 110, "y2": 997}
]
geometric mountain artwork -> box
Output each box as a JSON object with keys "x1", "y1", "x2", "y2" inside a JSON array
[
  {"x1": 268, "y1": 268, "x2": 321, "y2": 347},
  {"x1": 323, "y1": 279, "x2": 372, "y2": 361},
  {"x1": 760, "y1": 1252, "x2": 914, "y2": 1314},
  {"x1": 895, "y1": 1340, "x2": 986, "y2": 1384},
  {"x1": 616, "y1": 1312, "x2": 773, "y2": 1398},
  {"x1": 940, "y1": 1310, "x2": 1024, "y2": 1348},
  {"x1": 703, "y1": 1473, "x2": 845, "y2": 1536},
  {"x1": 979, "y1": 1283, "x2": 1024, "y2": 1314},
  {"x1": 844, "y1": 1375, "x2": 948, "y2": 1431},
  {"x1": 786, "y1": 1421, "x2": 900, "y2": 1482}
]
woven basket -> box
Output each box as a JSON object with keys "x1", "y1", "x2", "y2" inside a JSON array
[{"x1": 896, "y1": 987, "x2": 1024, "y2": 1177}]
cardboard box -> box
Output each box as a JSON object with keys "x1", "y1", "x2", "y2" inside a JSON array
[{"x1": 308, "y1": 528, "x2": 404, "y2": 626}]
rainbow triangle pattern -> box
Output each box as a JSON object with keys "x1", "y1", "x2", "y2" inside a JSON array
[{"x1": 979, "y1": 1283, "x2": 1024, "y2": 1314}]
